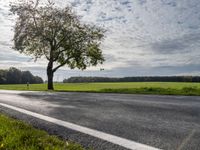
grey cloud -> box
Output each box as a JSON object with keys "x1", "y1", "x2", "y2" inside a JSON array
[
  {"x1": 0, "y1": 41, "x2": 12, "y2": 47},
  {"x1": 188, "y1": 25, "x2": 199, "y2": 30},
  {"x1": 104, "y1": 54, "x2": 118, "y2": 63},
  {"x1": 0, "y1": 54, "x2": 29, "y2": 62},
  {"x1": 1, "y1": 0, "x2": 200, "y2": 78},
  {"x1": 19, "y1": 63, "x2": 200, "y2": 80},
  {"x1": 138, "y1": 0, "x2": 147, "y2": 5},
  {"x1": 151, "y1": 40, "x2": 187, "y2": 54},
  {"x1": 161, "y1": 0, "x2": 177, "y2": 7},
  {"x1": 103, "y1": 63, "x2": 200, "y2": 77},
  {"x1": 151, "y1": 33, "x2": 200, "y2": 54},
  {"x1": 71, "y1": 0, "x2": 81, "y2": 7},
  {"x1": 97, "y1": 15, "x2": 126, "y2": 22}
]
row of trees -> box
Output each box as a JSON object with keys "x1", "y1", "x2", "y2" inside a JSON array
[
  {"x1": 0, "y1": 67, "x2": 43, "y2": 84},
  {"x1": 64, "y1": 76, "x2": 200, "y2": 83}
]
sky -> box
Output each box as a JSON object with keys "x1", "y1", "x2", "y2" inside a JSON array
[{"x1": 0, "y1": 0, "x2": 200, "y2": 81}]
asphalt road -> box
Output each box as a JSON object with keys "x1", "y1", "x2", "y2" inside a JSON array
[{"x1": 0, "y1": 90, "x2": 199, "y2": 150}]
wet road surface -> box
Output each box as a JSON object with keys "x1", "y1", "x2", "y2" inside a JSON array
[{"x1": 0, "y1": 90, "x2": 199, "y2": 150}]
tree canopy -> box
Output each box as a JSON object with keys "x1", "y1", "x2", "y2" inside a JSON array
[
  {"x1": 63, "y1": 76, "x2": 199, "y2": 83},
  {"x1": 0, "y1": 67, "x2": 43, "y2": 84},
  {"x1": 10, "y1": 0, "x2": 105, "y2": 89}
]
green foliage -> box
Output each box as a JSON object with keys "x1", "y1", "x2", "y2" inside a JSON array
[
  {"x1": 10, "y1": 0, "x2": 105, "y2": 71},
  {"x1": 0, "y1": 67, "x2": 43, "y2": 84},
  {"x1": 64, "y1": 76, "x2": 200, "y2": 83},
  {"x1": 0, "y1": 82, "x2": 200, "y2": 96},
  {"x1": 0, "y1": 114, "x2": 84, "y2": 150},
  {"x1": 10, "y1": 0, "x2": 105, "y2": 89}
]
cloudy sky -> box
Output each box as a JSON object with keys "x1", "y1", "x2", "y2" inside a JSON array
[{"x1": 0, "y1": 0, "x2": 200, "y2": 81}]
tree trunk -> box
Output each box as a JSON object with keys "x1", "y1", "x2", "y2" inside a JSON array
[{"x1": 47, "y1": 61, "x2": 54, "y2": 90}]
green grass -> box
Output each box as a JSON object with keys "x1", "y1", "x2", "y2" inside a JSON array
[
  {"x1": 0, "y1": 114, "x2": 84, "y2": 150},
  {"x1": 0, "y1": 82, "x2": 200, "y2": 95}
]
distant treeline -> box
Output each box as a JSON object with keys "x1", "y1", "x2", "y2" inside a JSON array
[
  {"x1": 63, "y1": 76, "x2": 200, "y2": 83},
  {"x1": 0, "y1": 67, "x2": 43, "y2": 84}
]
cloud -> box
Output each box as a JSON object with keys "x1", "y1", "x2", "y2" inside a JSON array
[
  {"x1": 0, "y1": 0, "x2": 200, "y2": 80},
  {"x1": 150, "y1": 33, "x2": 200, "y2": 54}
]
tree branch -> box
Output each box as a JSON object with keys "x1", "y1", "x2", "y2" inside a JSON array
[
  {"x1": 52, "y1": 57, "x2": 71, "y2": 72},
  {"x1": 55, "y1": 33, "x2": 69, "y2": 50},
  {"x1": 53, "y1": 49, "x2": 67, "y2": 61}
]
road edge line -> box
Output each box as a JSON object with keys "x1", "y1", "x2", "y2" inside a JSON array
[{"x1": 0, "y1": 102, "x2": 161, "y2": 150}]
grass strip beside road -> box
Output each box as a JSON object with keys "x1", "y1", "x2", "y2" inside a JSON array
[
  {"x1": 0, "y1": 114, "x2": 85, "y2": 150},
  {"x1": 100, "y1": 87, "x2": 200, "y2": 96},
  {"x1": 0, "y1": 82, "x2": 200, "y2": 96}
]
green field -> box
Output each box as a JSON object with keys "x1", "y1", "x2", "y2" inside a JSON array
[
  {"x1": 0, "y1": 114, "x2": 84, "y2": 150},
  {"x1": 0, "y1": 82, "x2": 200, "y2": 96}
]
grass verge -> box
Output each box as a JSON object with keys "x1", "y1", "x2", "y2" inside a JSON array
[
  {"x1": 100, "y1": 87, "x2": 200, "y2": 96},
  {"x1": 0, "y1": 114, "x2": 85, "y2": 150}
]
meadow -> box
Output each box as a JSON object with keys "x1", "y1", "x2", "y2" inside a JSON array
[{"x1": 0, "y1": 82, "x2": 200, "y2": 96}]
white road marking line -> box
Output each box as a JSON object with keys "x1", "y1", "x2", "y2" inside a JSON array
[{"x1": 0, "y1": 102, "x2": 161, "y2": 150}]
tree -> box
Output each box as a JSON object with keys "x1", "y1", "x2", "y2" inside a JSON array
[
  {"x1": 21, "y1": 71, "x2": 34, "y2": 83},
  {"x1": 0, "y1": 70, "x2": 7, "y2": 84},
  {"x1": 0, "y1": 67, "x2": 43, "y2": 84},
  {"x1": 7, "y1": 67, "x2": 22, "y2": 84},
  {"x1": 34, "y1": 76, "x2": 44, "y2": 84},
  {"x1": 10, "y1": 0, "x2": 105, "y2": 90}
]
